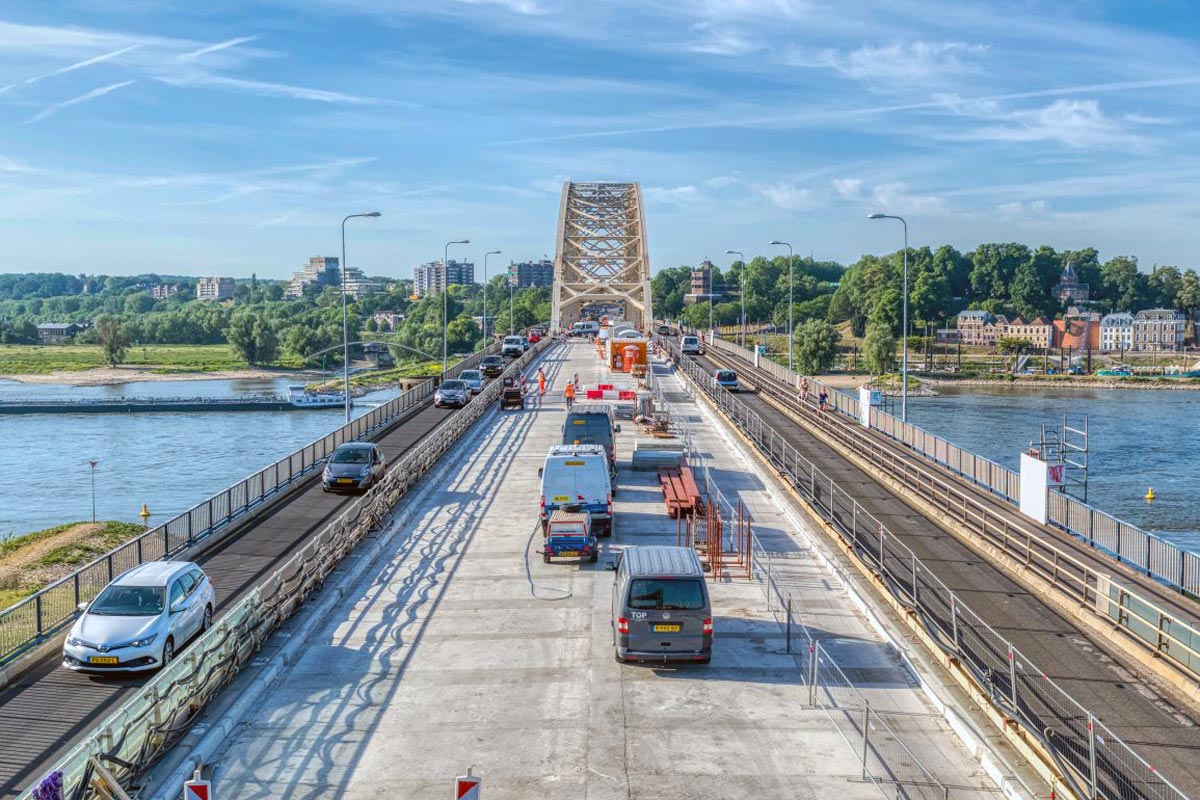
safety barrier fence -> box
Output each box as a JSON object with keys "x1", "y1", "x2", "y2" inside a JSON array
[
  {"x1": 706, "y1": 335, "x2": 1200, "y2": 596},
  {"x1": 18, "y1": 341, "x2": 550, "y2": 800},
  {"x1": 0, "y1": 343, "x2": 505, "y2": 668},
  {"x1": 704, "y1": 336, "x2": 1200, "y2": 679},
  {"x1": 662, "y1": 340, "x2": 1188, "y2": 800},
  {"x1": 645, "y1": 359, "x2": 950, "y2": 800}
]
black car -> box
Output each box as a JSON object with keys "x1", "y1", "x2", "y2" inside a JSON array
[{"x1": 480, "y1": 355, "x2": 504, "y2": 377}]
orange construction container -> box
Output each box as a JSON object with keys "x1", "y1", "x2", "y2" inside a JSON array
[{"x1": 622, "y1": 344, "x2": 641, "y2": 373}]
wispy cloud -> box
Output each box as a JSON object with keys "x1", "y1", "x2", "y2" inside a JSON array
[
  {"x1": 754, "y1": 181, "x2": 814, "y2": 211},
  {"x1": 0, "y1": 44, "x2": 140, "y2": 95},
  {"x1": 177, "y1": 35, "x2": 260, "y2": 62},
  {"x1": 798, "y1": 40, "x2": 989, "y2": 83},
  {"x1": 156, "y1": 74, "x2": 393, "y2": 105},
  {"x1": 23, "y1": 80, "x2": 136, "y2": 124},
  {"x1": 941, "y1": 99, "x2": 1141, "y2": 150}
]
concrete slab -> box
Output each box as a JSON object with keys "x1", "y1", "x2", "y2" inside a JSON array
[{"x1": 205, "y1": 342, "x2": 996, "y2": 800}]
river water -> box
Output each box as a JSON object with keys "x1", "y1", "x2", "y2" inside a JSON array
[
  {"x1": 0, "y1": 377, "x2": 400, "y2": 540},
  {"x1": 904, "y1": 385, "x2": 1200, "y2": 552}
]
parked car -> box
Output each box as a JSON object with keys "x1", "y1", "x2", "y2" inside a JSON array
[
  {"x1": 539, "y1": 444, "x2": 613, "y2": 536},
  {"x1": 459, "y1": 369, "x2": 485, "y2": 393},
  {"x1": 435, "y1": 379, "x2": 470, "y2": 408},
  {"x1": 611, "y1": 546, "x2": 712, "y2": 664},
  {"x1": 480, "y1": 355, "x2": 504, "y2": 377},
  {"x1": 323, "y1": 442, "x2": 387, "y2": 492},
  {"x1": 528, "y1": 332, "x2": 542, "y2": 344},
  {"x1": 714, "y1": 369, "x2": 739, "y2": 392},
  {"x1": 63, "y1": 561, "x2": 215, "y2": 672},
  {"x1": 542, "y1": 508, "x2": 598, "y2": 563},
  {"x1": 680, "y1": 335, "x2": 702, "y2": 355},
  {"x1": 502, "y1": 336, "x2": 525, "y2": 358}
]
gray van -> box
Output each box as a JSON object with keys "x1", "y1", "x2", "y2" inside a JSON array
[{"x1": 612, "y1": 546, "x2": 712, "y2": 664}]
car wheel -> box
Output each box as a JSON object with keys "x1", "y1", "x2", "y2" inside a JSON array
[
  {"x1": 202, "y1": 605, "x2": 213, "y2": 633},
  {"x1": 543, "y1": 552, "x2": 551, "y2": 564},
  {"x1": 161, "y1": 637, "x2": 175, "y2": 668},
  {"x1": 614, "y1": 651, "x2": 628, "y2": 664}
]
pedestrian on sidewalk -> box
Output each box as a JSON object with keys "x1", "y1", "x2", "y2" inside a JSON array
[
  {"x1": 564, "y1": 380, "x2": 576, "y2": 409},
  {"x1": 537, "y1": 367, "x2": 547, "y2": 402},
  {"x1": 818, "y1": 388, "x2": 828, "y2": 412},
  {"x1": 799, "y1": 377, "x2": 809, "y2": 407}
]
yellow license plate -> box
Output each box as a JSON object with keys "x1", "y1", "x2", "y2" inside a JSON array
[
  {"x1": 552, "y1": 495, "x2": 570, "y2": 502},
  {"x1": 336, "y1": 478, "x2": 353, "y2": 484},
  {"x1": 653, "y1": 624, "x2": 681, "y2": 633},
  {"x1": 88, "y1": 656, "x2": 119, "y2": 665},
  {"x1": 559, "y1": 551, "x2": 580, "y2": 557}
]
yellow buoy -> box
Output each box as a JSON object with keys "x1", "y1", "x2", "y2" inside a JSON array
[
  {"x1": 139, "y1": 503, "x2": 151, "y2": 522},
  {"x1": 1145, "y1": 487, "x2": 1156, "y2": 502}
]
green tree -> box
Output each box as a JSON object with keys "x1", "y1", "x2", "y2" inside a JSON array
[
  {"x1": 793, "y1": 319, "x2": 840, "y2": 375},
  {"x1": 862, "y1": 323, "x2": 896, "y2": 375},
  {"x1": 226, "y1": 310, "x2": 279, "y2": 366},
  {"x1": 124, "y1": 293, "x2": 155, "y2": 315},
  {"x1": 967, "y1": 243, "x2": 1029, "y2": 303},
  {"x1": 997, "y1": 336, "x2": 1032, "y2": 355},
  {"x1": 94, "y1": 315, "x2": 129, "y2": 367},
  {"x1": 1177, "y1": 270, "x2": 1200, "y2": 316},
  {"x1": 1100, "y1": 255, "x2": 1150, "y2": 311},
  {"x1": 1149, "y1": 265, "x2": 1182, "y2": 309}
]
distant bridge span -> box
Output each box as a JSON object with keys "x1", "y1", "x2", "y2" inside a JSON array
[{"x1": 551, "y1": 181, "x2": 652, "y2": 330}]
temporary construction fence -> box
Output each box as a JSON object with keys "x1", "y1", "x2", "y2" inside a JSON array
[
  {"x1": 664, "y1": 341, "x2": 1188, "y2": 800},
  {"x1": 645, "y1": 359, "x2": 951, "y2": 800},
  {"x1": 0, "y1": 343, "x2": 506, "y2": 669},
  {"x1": 702, "y1": 336, "x2": 1200, "y2": 682},
  {"x1": 17, "y1": 341, "x2": 550, "y2": 800},
  {"x1": 706, "y1": 335, "x2": 1200, "y2": 597}
]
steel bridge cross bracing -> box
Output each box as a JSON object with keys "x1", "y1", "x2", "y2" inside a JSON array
[{"x1": 552, "y1": 181, "x2": 652, "y2": 330}]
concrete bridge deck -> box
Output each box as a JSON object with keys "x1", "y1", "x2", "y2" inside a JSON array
[{"x1": 163, "y1": 342, "x2": 1007, "y2": 800}]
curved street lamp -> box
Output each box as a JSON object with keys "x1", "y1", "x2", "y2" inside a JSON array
[
  {"x1": 768, "y1": 240, "x2": 794, "y2": 372},
  {"x1": 341, "y1": 211, "x2": 381, "y2": 422},
  {"x1": 443, "y1": 239, "x2": 470, "y2": 374},
  {"x1": 725, "y1": 249, "x2": 745, "y2": 348},
  {"x1": 868, "y1": 213, "x2": 909, "y2": 421}
]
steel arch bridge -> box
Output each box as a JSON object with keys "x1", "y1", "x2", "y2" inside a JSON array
[{"x1": 551, "y1": 181, "x2": 652, "y2": 331}]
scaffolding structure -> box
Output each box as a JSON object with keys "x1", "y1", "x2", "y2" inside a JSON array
[{"x1": 1037, "y1": 414, "x2": 1090, "y2": 502}]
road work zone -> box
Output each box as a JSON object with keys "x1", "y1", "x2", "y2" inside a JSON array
[{"x1": 195, "y1": 342, "x2": 1005, "y2": 800}]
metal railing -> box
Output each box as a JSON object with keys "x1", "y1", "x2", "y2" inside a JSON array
[
  {"x1": 0, "y1": 343, "x2": 504, "y2": 668},
  {"x1": 645, "y1": 360, "x2": 950, "y2": 800},
  {"x1": 664, "y1": 340, "x2": 1188, "y2": 800},
  {"x1": 704, "y1": 336, "x2": 1200, "y2": 679},
  {"x1": 709, "y1": 335, "x2": 1200, "y2": 596},
  {"x1": 19, "y1": 341, "x2": 549, "y2": 800}
]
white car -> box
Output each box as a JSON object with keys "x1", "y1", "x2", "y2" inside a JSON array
[
  {"x1": 459, "y1": 369, "x2": 485, "y2": 394},
  {"x1": 63, "y1": 561, "x2": 215, "y2": 673}
]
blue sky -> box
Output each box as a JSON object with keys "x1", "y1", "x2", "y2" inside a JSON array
[{"x1": 1, "y1": 0, "x2": 1199, "y2": 280}]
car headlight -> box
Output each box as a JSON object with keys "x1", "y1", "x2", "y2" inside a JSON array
[
  {"x1": 359, "y1": 466, "x2": 372, "y2": 477},
  {"x1": 66, "y1": 636, "x2": 84, "y2": 647},
  {"x1": 129, "y1": 634, "x2": 157, "y2": 648}
]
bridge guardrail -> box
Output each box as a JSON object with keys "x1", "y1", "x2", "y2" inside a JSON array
[
  {"x1": 707, "y1": 335, "x2": 1200, "y2": 597},
  {"x1": 0, "y1": 343, "x2": 503, "y2": 669},
  {"x1": 644, "y1": 359, "x2": 949, "y2": 800},
  {"x1": 19, "y1": 340, "x2": 550, "y2": 800},
  {"x1": 664, "y1": 339, "x2": 1187, "y2": 800}
]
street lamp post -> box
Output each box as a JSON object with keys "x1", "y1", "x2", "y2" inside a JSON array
[
  {"x1": 341, "y1": 211, "x2": 382, "y2": 423},
  {"x1": 483, "y1": 250, "x2": 501, "y2": 350},
  {"x1": 509, "y1": 266, "x2": 515, "y2": 335},
  {"x1": 88, "y1": 460, "x2": 98, "y2": 523},
  {"x1": 868, "y1": 213, "x2": 909, "y2": 421},
  {"x1": 443, "y1": 239, "x2": 470, "y2": 374},
  {"x1": 768, "y1": 240, "x2": 794, "y2": 372},
  {"x1": 725, "y1": 249, "x2": 745, "y2": 348}
]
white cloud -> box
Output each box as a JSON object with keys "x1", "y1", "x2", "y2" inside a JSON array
[
  {"x1": 23, "y1": 80, "x2": 137, "y2": 124},
  {"x1": 870, "y1": 181, "x2": 946, "y2": 215},
  {"x1": 177, "y1": 35, "x2": 260, "y2": 63},
  {"x1": 703, "y1": 175, "x2": 740, "y2": 189},
  {"x1": 997, "y1": 200, "x2": 1049, "y2": 216},
  {"x1": 529, "y1": 174, "x2": 570, "y2": 194},
  {"x1": 807, "y1": 41, "x2": 988, "y2": 83},
  {"x1": 949, "y1": 99, "x2": 1140, "y2": 150},
  {"x1": 156, "y1": 74, "x2": 391, "y2": 106},
  {"x1": 755, "y1": 181, "x2": 814, "y2": 210},
  {"x1": 644, "y1": 184, "x2": 700, "y2": 204},
  {"x1": 0, "y1": 44, "x2": 140, "y2": 95},
  {"x1": 831, "y1": 178, "x2": 863, "y2": 198}
]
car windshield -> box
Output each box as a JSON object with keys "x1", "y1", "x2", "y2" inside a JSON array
[
  {"x1": 461, "y1": 371, "x2": 481, "y2": 380},
  {"x1": 628, "y1": 579, "x2": 705, "y2": 610},
  {"x1": 332, "y1": 448, "x2": 371, "y2": 463},
  {"x1": 717, "y1": 371, "x2": 736, "y2": 381},
  {"x1": 442, "y1": 380, "x2": 466, "y2": 390},
  {"x1": 89, "y1": 584, "x2": 166, "y2": 616}
]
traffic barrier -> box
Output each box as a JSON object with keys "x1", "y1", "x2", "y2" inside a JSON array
[
  {"x1": 0, "y1": 341, "x2": 520, "y2": 670},
  {"x1": 16, "y1": 340, "x2": 553, "y2": 800}
]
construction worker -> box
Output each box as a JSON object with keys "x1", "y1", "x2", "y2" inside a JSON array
[
  {"x1": 564, "y1": 380, "x2": 576, "y2": 409},
  {"x1": 537, "y1": 367, "x2": 547, "y2": 402}
]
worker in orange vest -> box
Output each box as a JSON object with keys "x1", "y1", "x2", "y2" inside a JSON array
[
  {"x1": 537, "y1": 367, "x2": 547, "y2": 402},
  {"x1": 564, "y1": 380, "x2": 576, "y2": 409}
]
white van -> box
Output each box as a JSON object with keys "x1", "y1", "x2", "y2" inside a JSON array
[
  {"x1": 680, "y1": 335, "x2": 702, "y2": 355},
  {"x1": 539, "y1": 444, "x2": 613, "y2": 536},
  {"x1": 571, "y1": 321, "x2": 600, "y2": 338},
  {"x1": 502, "y1": 335, "x2": 525, "y2": 357}
]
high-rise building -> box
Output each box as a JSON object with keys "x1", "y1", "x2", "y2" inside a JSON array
[
  {"x1": 508, "y1": 259, "x2": 553, "y2": 288},
  {"x1": 286, "y1": 257, "x2": 340, "y2": 298},
  {"x1": 196, "y1": 276, "x2": 235, "y2": 301},
  {"x1": 414, "y1": 259, "x2": 475, "y2": 298}
]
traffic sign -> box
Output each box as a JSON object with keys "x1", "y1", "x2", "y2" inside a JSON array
[
  {"x1": 184, "y1": 774, "x2": 211, "y2": 800},
  {"x1": 454, "y1": 768, "x2": 481, "y2": 799}
]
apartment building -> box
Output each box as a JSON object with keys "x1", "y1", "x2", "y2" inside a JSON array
[
  {"x1": 414, "y1": 260, "x2": 475, "y2": 298},
  {"x1": 1132, "y1": 308, "x2": 1185, "y2": 352},
  {"x1": 196, "y1": 276, "x2": 235, "y2": 301}
]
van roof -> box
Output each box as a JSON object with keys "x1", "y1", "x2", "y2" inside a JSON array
[
  {"x1": 621, "y1": 546, "x2": 704, "y2": 578},
  {"x1": 567, "y1": 402, "x2": 614, "y2": 417},
  {"x1": 547, "y1": 444, "x2": 606, "y2": 457}
]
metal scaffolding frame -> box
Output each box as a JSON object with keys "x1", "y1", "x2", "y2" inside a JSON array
[{"x1": 551, "y1": 181, "x2": 652, "y2": 330}]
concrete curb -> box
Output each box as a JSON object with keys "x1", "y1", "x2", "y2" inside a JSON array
[{"x1": 673, "y1": 360, "x2": 1040, "y2": 800}]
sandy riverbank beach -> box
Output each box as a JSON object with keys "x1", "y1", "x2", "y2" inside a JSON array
[{"x1": 0, "y1": 366, "x2": 311, "y2": 386}]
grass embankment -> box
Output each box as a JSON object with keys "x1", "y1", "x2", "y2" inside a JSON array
[
  {"x1": 0, "y1": 521, "x2": 145, "y2": 608},
  {"x1": 307, "y1": 357, "x2": 462, "y2": 393},
  {"x1": 0, "y1": 344, "x2": 247, "y2": 375}
]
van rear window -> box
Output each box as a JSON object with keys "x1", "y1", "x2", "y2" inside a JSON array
[{"x1": 628, "y1": 579, "x2": 705, "y2": 610}]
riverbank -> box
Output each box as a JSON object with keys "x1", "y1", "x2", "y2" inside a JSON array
[
  {"x1": 3, "y1": 365, "x2": 310, "y2": 386},
  {"x1": 925, "y1": 375, "x2": 1200, "y2": 391},
  {"x1": 0, "y1": 521, "x2": 145, "y2": 608}
]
